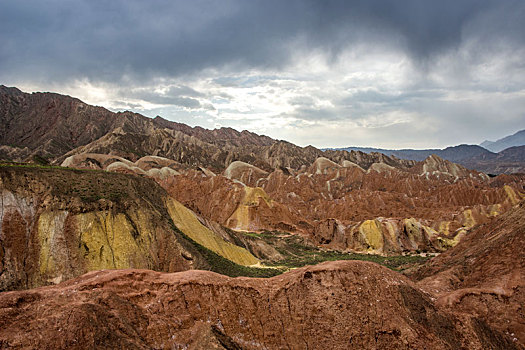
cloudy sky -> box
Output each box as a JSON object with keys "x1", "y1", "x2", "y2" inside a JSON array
[{"x1": 1, "y1": 0, "x2": 525, "y2": 149}]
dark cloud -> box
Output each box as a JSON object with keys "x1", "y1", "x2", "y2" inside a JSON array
[
  {"x1": 1, "y1": 0, "x2": 524, "y2": 83},
  {"x1": 165, "y1": 85, "x2": 204, "y2": 98},
  {"x1": 1, "y1": 0, "x2": 524, "y2": 148},
  {"x1": 113, "y1": 86, "x2": 205, "y2": 109}
]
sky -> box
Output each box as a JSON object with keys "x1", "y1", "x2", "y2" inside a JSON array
[{"x1": 1, "y1": 0, "x2": 525, "y2": 149}]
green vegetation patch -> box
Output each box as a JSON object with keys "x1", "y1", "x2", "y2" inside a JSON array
[
  {"x1": 244, "y1": 231, "x2": 431, "y2": 272},
  {"x1": 0, "y1": 162, "x2": 65, "y2": 170},
  {"x1": 0, "y1": 164, "x2": 168, "y2": 212}
]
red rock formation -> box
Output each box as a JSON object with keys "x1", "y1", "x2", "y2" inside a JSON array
[
  {"x1": 0, "y1": 261, "x2": 519, "y2": 349},
  {"x1": 412, "y1": 200, "x2": 525, "y2": 345},
  {"x1": 60, "y1": 148, "x2": 525, "y2": 255},
  {"x1": 160, "y1": 156, "x2": 524, "y2": 254}
]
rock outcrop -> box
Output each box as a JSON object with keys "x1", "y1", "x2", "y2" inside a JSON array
[
  {"x1": 59, "y1": 148, "x2": 525, "y2": 256},
  {"x1": 162, "y1": 157, "x2": 525, "y2": 255},
  {"x1": 1, "y1": 86, "x2": 417, "y2": 173},
  {"x1": 223, "y1": 160, "x2": 268, "y2": 185}
]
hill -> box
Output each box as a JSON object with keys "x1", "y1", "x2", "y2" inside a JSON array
[
  {"x1": 0, "y1": 260, "x2": 519, "y2": 349},
  {"x1": 0, "y1": 85, "x2": 414, "y2": 173},
  {"x1": 412, "y1": 200, "x2": 525, "y2": 344}
]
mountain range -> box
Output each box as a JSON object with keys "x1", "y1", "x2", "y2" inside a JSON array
[
  {"x1": 329, "y1": 141, "x2": 525, "y2": 175},
  {"x1": 481, "y1": 129, "x2": 525, "y2": 152}
]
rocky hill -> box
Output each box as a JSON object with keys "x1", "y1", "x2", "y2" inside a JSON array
[
  {"x1": 62, "y1": 152, "x2": 525, "y2": 256},
  {"x1": 333, "y1": 143, "x2": 525, "y2": 174},
  {"x1": 1, "y1": 86, "x2": 417, "y2": 175},
  {"x1": 0, "y1": 260, "x2": 519, "y2": 349},
  {"x1": 332, "y1": 144, "x2": 495, "y2": 162},
  {"x1": 412, "y1": 200, "x2": 525, "y2": 345},
  {"x1": 0, "y1": 86, "x2": 277, "y2": 168},
  {"x1": 461, "y1": 145, "x2": 525, "y2": 174},
  {"x1": 0, "y1": 164, "x2": 272, "y2": 291}
]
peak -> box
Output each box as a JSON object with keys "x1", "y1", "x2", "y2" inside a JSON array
[
  {"x1": 309, "y1": 157, "x2": 341, "y2": 175},
  {"x1": 224, "y1": 160, "x2": 268, "y2": 181},
  {"x1": 418, "y1": 154, "x2": 474, "y2": 178},
  {"x1": 0, "y1": 85, "x2": 24, "y2": 96},
  {"x1": 424, "y1": 154, "x2": 446, "y2": 162}
]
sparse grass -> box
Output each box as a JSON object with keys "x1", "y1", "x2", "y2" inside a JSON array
[
  {"x1": 266, "y1": 248, "x2": 430, "y2": 271},
  {"x1": 242, "y1": 231, "x2": 431, "y2": 272},
  {"x1": 0, "y1": 162, "x2": 66, "y2": 170},
  {"x1": 242, "y1": 231, "x2": 276, "y2": 239},
  {"x1": 0, "y1": 164, "x2": 165, "y2": 209}
]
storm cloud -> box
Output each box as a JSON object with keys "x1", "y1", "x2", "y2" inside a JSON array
[{"x1": 1, "y1": 0, "x2": 524, "y2": 148}]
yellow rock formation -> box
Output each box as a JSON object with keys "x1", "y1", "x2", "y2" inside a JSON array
[
  {"x1": 487, "y1": 204, "x2": 501, "y2": 217},
  {"x1": 77, "y1": 211, "x2": 149, "y2": 270},
  {"x1": 37, "y1": 209, "x2": 160, "y2": 281},
  {"x1": 438, "y1": 221, "x2": 451, "y2": 236},
  {"x1": 504, "y1": 185, "x2": 521, "y2": 205},
  {"x1": 358, "y1": 219, "x2": 384, "y2": 252},
  {"x1": 462, "y1": 209, "x2": 476, "y2": 229},
  {"x1": 437, "y1": 236, "x2": 458, "y2": 249},
  {"x1": 38, "y1": 211, "x2": 68, "y2": 276},
  {"x1": 166, "y1": 198, "x2": 259, "y2": 266}
]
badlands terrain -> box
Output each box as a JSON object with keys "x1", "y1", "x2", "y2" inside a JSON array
[{"x1": 0, "y1": 86, "x2": 524, "y2": 349}]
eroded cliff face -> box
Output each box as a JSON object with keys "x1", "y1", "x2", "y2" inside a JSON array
[
  {"x1": 412, "y1": 200, "x2": 525, "y2": 345},
  {"x1": 0, "y1": 167, "x2": 200, "y2": 291},
  {"x1": 0, "y1": 261, "x2": 519, "y2": 350},
  {"x1": 165, "y1": 197, "x2": 258, "y2": 266},
  {"x1": 0, "y1": 166, "x2": 261, "y2": 291}
]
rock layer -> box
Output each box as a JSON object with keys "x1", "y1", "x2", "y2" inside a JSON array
[{"x1": 163, "y1": 157, "x2": 525, "y2": 254}]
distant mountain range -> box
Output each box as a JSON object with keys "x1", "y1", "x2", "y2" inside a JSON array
[
  {"x1": 481, "y1": 129, "x2": 525, "y2": 153},
  {"x1": 328, "y1": 132, "x2": 525, "y2": 175}
]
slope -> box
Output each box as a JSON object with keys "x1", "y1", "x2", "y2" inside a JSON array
[
  {"x1": 0, "y1": 164, "x2": 266, "y2": 291},
  {"x1": 412, "y1": 199, "x2": 525, "y2": 344},
  {"x1": 0, "y1": 261, "x2": 519, "y2": 349}
]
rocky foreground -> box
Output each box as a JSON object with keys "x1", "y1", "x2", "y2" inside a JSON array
[
  {"x1": 412, "y1": 200, "x2": 525, "y2": 345},
  {"x1": 0, "y1": 260, "x2": 520, "y2": 350}
]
